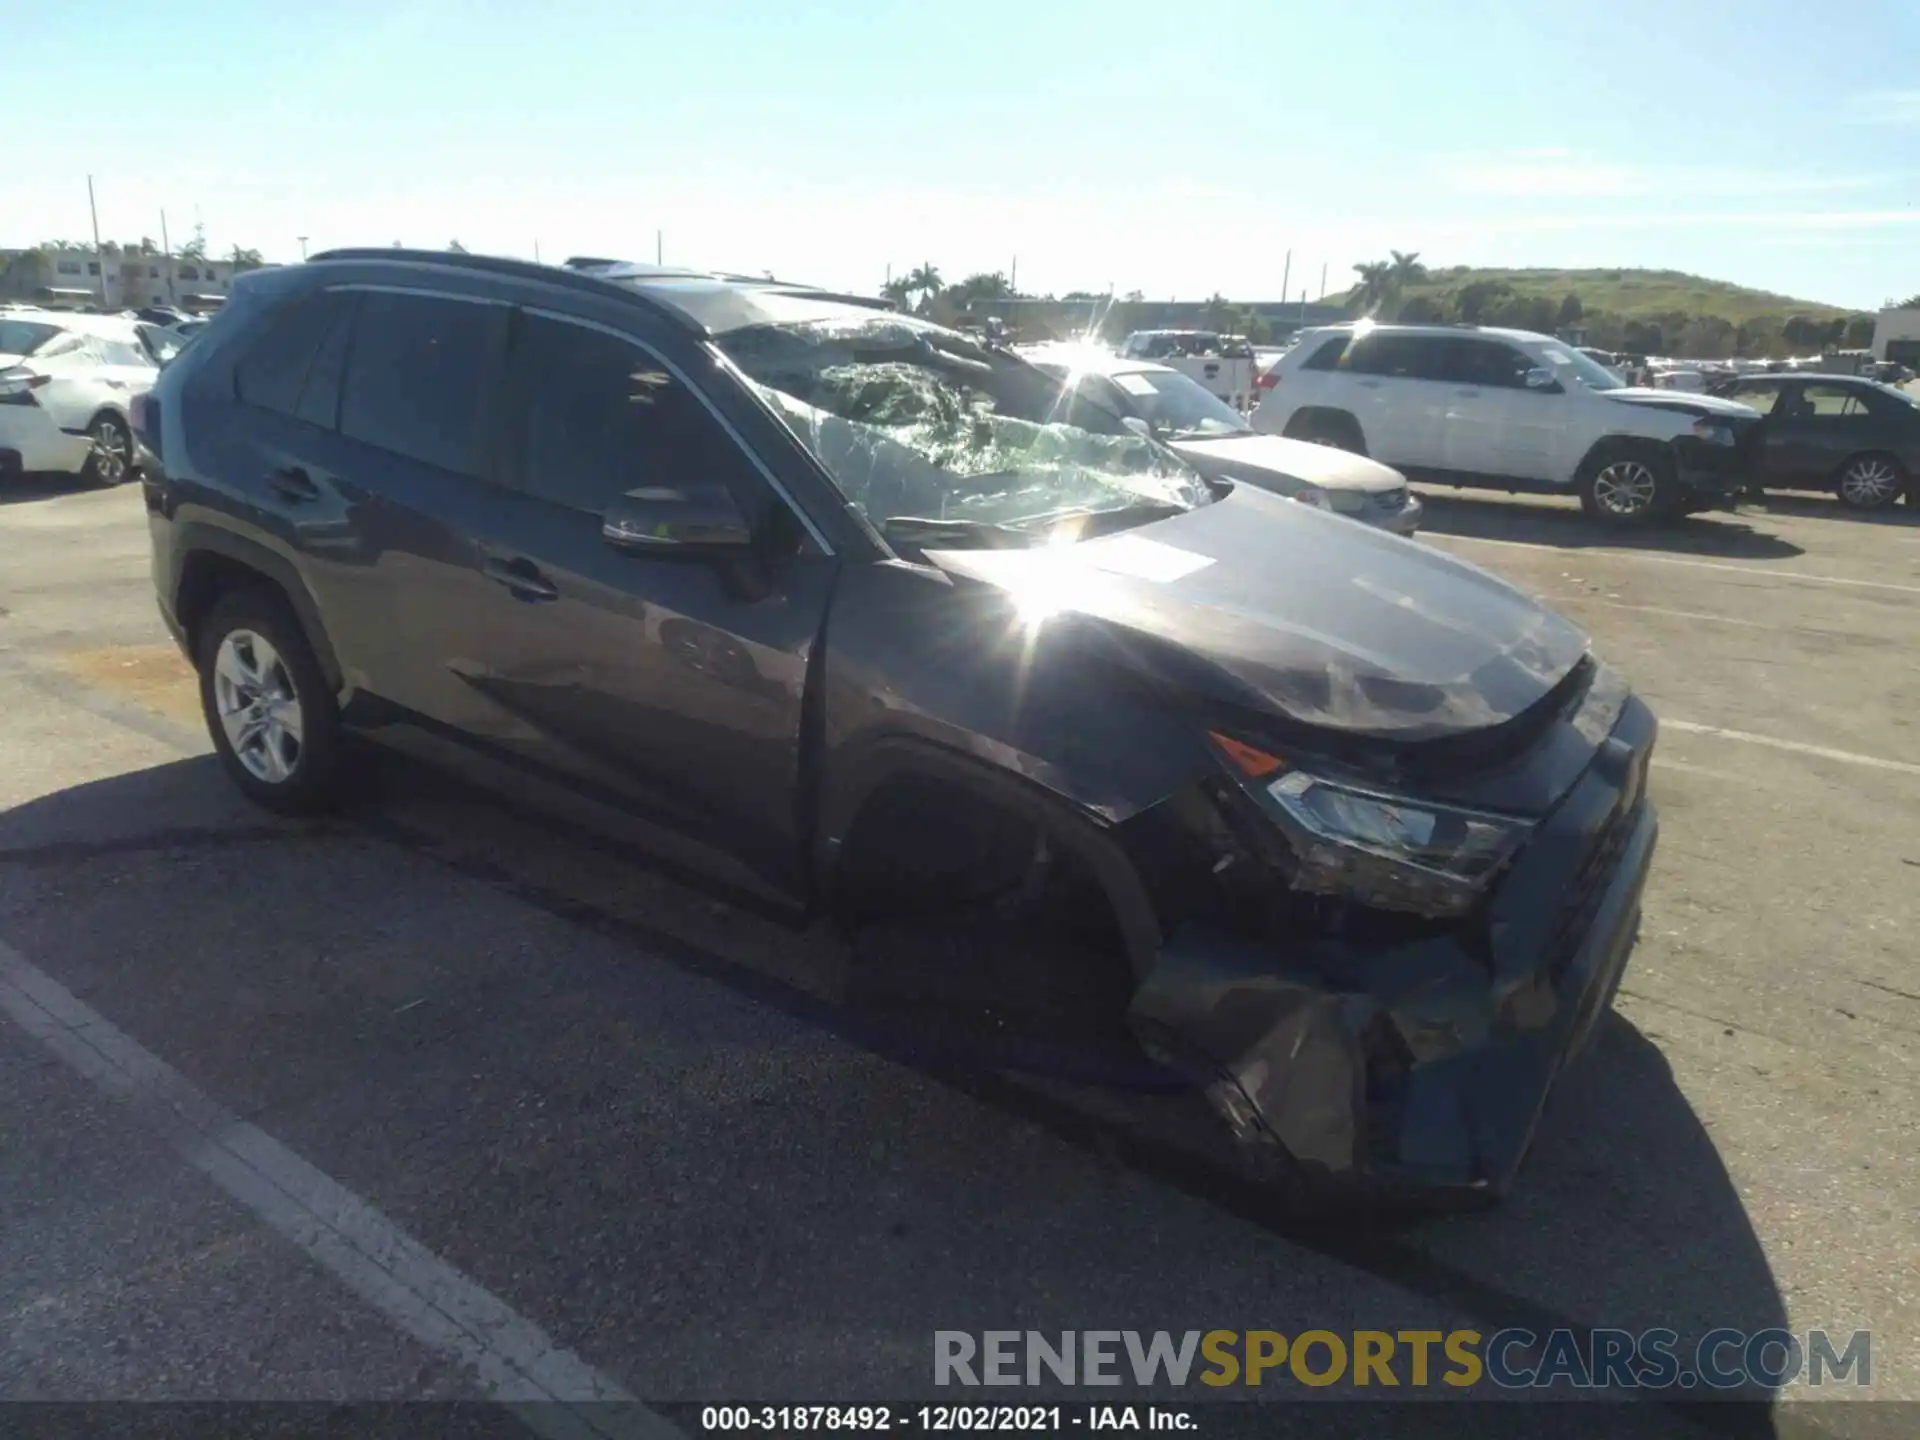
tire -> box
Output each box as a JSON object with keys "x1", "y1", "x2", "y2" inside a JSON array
[
  {"x1": 1834, "y1": 453, "x2": 1906, "y2": 511},
  {"x1": 80, "y1": 412, "x2": 135, "y2": 486},
  {"x1": 1578, "y1": 443, "x2": 1676, "y2": 525},
  {"x1": 1286, "y1": 411, "x2": 1367, "y2": 455},
  {"x1": 195, "y1": 588, "x2": 343, "y2": 814}
]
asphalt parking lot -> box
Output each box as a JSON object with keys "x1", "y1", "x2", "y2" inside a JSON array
[{"x1": 0, "y1": 475, "x2": 1914, "y2": 1438}]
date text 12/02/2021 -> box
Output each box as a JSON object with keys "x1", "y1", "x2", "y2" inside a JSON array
[{"x1": 700, "y1": 1407, "x2": 1194, "y2": 1431}]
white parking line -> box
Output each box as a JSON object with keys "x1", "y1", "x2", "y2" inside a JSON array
[
  {"x1": 0, "y1": 938, "x2": 676, "y2": 1440},
  {"x1": 1543, "y1": 598, "x2": 1801, "y2": 633},
  {"x1": 1437, "y1": 535, "x2": 1920, "y2": 595},
  {"x1": 1664, "y1": 719, "x2": 1920, "y2": 777}
]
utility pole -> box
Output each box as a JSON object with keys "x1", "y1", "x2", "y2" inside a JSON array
[
  {"x1": 656, "y1": 230, "x2": 663, "y2": 265},
  {"x1": 297, "y1": 236, "x2": 309, "y2": 261},
  {"x1": 534, "y1": 240, "x2": 542, "y2": 264},
  {"x1": 86, "y1": 175, "x2": 106, "y2": 307},
  {"x1": 1010, "y1": 255, "x2": 1017, "y2": 292},
  {"x1": 1318, "y1": 262, "x2": 1327, "y2": 301},
  {"x1": 160, "y1": 210, "x2": 175, "y2": 303},
  {"x1": 1279, "y1": 250, "x2": 1291, "y2": 314}
]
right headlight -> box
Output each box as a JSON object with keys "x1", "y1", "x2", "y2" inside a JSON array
[
  {"x1": 1290, "y1": 486, "x2": 1332, "y2": 510},
  {"x1": 1208, "y1": 736, "x2": 1535, "y2": 917}
]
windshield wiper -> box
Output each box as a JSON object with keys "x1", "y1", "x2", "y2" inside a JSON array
[{"x1": 877, "y1": 514, "x2": 1040, "y2": 549}]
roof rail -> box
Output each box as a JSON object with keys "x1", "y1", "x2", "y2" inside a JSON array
[{"x1": 301, "y1": 247, "x2": 704, "y2": 328}]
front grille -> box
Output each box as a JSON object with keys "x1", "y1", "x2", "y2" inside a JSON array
[
  {"x1": 1372, "y1": 486, "x2": 1408, "y2": 512},
  {"x1": 1544, "y1": 788, "x2": 1641, "y2": 981}
]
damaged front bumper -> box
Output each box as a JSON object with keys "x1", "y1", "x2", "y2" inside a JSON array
[{"x1": 1127, "y1": 697, "x2": 1658, "y2": 1198}]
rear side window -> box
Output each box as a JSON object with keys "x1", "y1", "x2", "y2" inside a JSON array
[
  {"x1": 1731, "y1": 384, "x2": 1781, "y2": 416},
  {"x1": 1301, "y1": 336, "x2": 1350, "y2": 370},
  {"x1": 1344, "y1": 334, "x2": 1441, "y2": 379},
  {"x1": 235, "y1": 293, "x2": 351, "y2": 418},
  {"x1": 339, "y1": 292, "x2": 498, "y2": 475},
  {"x1": 504, "y1": 313, "x2": 759, "y2": 516}
]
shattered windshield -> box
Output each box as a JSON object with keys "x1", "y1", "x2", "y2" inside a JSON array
[{"x1": 717, "y1": 316, "x2": 1213, "y2": 544}]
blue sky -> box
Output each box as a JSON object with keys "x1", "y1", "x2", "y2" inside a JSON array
[{"x1": 12, "y1": 0, "x2": 1918, "y2": 309}]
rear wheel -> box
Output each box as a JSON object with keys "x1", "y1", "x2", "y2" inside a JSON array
[
  {"x1": 1579, "y1": 445, "x2": 1675, "y2": 525},
  {"x1": 1286, "y1": 411, "x2": 1367, "y2": 454},
  {"x1": 81, "y1": 413, "x2": 134, "y2": 486},
  {"x1": 1834, "y1": 453, "x2": 1906, "y2": 511},
  {"x1": 195, "y1": 589, "x2": 343, "y2": 814}
]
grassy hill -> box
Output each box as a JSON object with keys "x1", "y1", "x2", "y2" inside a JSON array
[{"x1": 1327, "y1": 266, "x2": 1854, "y2": 324}]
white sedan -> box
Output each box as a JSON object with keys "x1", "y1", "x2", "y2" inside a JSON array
[
  {"x1": 0, "y1": 309, "x2": 159, "y2": 484},
  {"x1": 1020, "y1": 342, "x2": 1423, "y2": 534}
]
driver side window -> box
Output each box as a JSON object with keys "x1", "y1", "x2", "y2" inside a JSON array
[{"x1": 505, "y1": 314, "x2": 763, "y2": 518}]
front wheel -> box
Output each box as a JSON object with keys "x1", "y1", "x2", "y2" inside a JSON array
[
  {"x1": 196, "y1": 590, "x2": 344, "y2": 814},
  {"x1": 1579, "y1": 447, "x2": 1674, "y2": 525},
  {"x1": 1835, "y1": 454, "x2": 1906, "y2": 511},
  {"x1": 81, "y1": 413, "x2": 134, "y2": 486}
]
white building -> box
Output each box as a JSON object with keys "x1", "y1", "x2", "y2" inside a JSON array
[
  {"x1": 0, "y1": 247, "x2": 240, "y2": 311},
  {"x1": 1871, "y1": 307, "x2": 1920, "y2": 367}
]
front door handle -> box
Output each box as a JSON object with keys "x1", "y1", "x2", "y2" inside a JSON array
[
  {"x1": 268, "y1": 465, "x2": 319, "y2": 502},
  {"x1": 483, "y1": 555, "x2": 559, "y2": 602}
]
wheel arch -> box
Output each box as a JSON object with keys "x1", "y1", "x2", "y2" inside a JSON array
[
  {"x1": 1282, "y1": 406, "x2": 1369, "y2": 454},
  {"x1": 170, "y1": 525, "x2": 344, "y2": 694},
  {"x1": 818, "y1": 734, "x2": 1164, "y2": 981}
]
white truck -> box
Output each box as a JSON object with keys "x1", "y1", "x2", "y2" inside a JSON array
[{"x1": 1116, "y1": 330, "x2": 1257, "y2": 413}]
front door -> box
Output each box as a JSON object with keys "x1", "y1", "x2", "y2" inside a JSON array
[
  {"x1": 467, "y1": 309, "x2": 837, "y2": 888},
  {"x1": 1338, "y1": 332, "x2": 1449, "y2": 467}
]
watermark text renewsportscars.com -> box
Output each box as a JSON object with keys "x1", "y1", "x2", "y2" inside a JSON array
[{"x1": 933, "y1": 1329, "x2": 1871, "y2": 1391}]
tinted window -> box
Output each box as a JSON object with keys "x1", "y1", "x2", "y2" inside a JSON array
[
  {"x1": 1302, "y1": 336, "x2": 1350, "y2": 370},
  {"x1": 293, "y1": 295, "x2": 356, "y2": 430},
  {"x1": 1439, "y1": 339, "x2": 1534, "y2": 388},
  {"x1": 339, "y1": 292, "x2": 496, "y2": 474},
  {"x1": 0, "y1": 320, "x2": 61, "y2": 356},
  {"x1": 235, "y1": 292, "x2": 350, "y2": 417},
  {"x1": 506, "y1": 313, "x2": 758, "y2": 515},
  {"x1": 1731, "y1": 383, "x2": 1781, "y2": 416},
  {"x1": 1800, "y1": 384, "x2": 1870, "y2": 418},
  {"x1": 1345, "y1": 333, "x2": 1442, "y2": 379}
]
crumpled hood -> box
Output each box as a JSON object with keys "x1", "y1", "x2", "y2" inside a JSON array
[
  {"x1": 1170, "y1": 433, "x2": 1407, "y2": 493},
  {"x1": 925, "y1": 484, "x2": 1589, "y2": 741},
  {"x1": 1606, "y1": 388, "x2": 1760, "y2": 420}
]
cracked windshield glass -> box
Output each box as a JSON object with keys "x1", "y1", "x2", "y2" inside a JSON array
[{"x1": 720, "y1": 316, "x2": 1213, "y2": 543}]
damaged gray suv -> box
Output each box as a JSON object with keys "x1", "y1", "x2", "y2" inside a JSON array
[{"x1": 141, "y1": 250, "x2": 1658, "y2": 1203}]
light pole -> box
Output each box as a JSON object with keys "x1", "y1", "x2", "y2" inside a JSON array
[{"x1": 297, "y1": 236, "x2": 309, "y2": 261}]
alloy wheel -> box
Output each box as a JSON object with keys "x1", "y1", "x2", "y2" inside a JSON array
[
  {"x1": 1838, "y1": 457, "x2": 1902, "y2": 508},
  {"x1": 1591, "y1": 460, "x2": 1659, "y2": 518},
  {"x1": 212, "y1": 629, "x2": 304, "y2": 784},
  {"x1": 89, "y1": 419, "x2": 131, "y2": 484}
]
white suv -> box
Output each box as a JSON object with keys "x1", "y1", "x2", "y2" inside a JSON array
[
  {"x1": 1251, "y1": 323, "x2": 1763, "y2": 523},
  {"x1": 0, "y1": 309, "x2": 160, "y2": 485}
]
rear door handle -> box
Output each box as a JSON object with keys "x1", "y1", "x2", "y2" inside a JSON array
[
  {"x1": 483, "y1": 555, "x2": 559, "y2": 602},
  {"x1": 268, "y1": 465, "x2": 319, "y2": 502}
]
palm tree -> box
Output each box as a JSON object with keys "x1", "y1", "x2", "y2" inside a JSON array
[
  {"x1": 905, "y1": 263, "x2": 943, "y2": 309},
  {"x1": 1350, "y1": 261, "x2": 1393, "y2": 314},
  {"x1": 1388, "y1": 249, "x2": 1426, "y2": 290},
  {"x1": 880, "y1": 276, "x2": 915, "y2": 310}
]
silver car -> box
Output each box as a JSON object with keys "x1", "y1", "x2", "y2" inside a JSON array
[{"x1": 1022, "y1": 343, "x2": 1422, "y2": 535}]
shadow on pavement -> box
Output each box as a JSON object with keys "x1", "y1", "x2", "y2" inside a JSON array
[
  {"x1": 0, "y1": 756, "x2": 1792, "y2": 1423},
  {"x1": 1414, "y1": 490, "x2": 1806, "y2": 560},
  {"x1": 0, "y1": 472, "x2": 108, "y2": 507},
  {"x1": 1744, "y1": 493, "x2": 1920, "y2": 529}
]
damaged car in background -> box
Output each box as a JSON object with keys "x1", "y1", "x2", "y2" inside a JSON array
[{"x1": 144, "y1": 252, "x2": 1659, "y2": 1209}]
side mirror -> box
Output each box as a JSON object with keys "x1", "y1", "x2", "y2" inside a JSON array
[
  {"x1": 602, "y1": 484, "x2": 753, "y2": 556},
  {"x1": 1121, "y1": 415, "x2": 1154, "y2": 440},
  {"x1": 1522, "y1": 367, "x2": 1561, "y2": 393}
]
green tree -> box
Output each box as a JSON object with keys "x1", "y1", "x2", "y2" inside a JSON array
[
  {"x1": 905, "y1": 263, "x2": 943, "y2": 310},
  {"x1": 1348, "y1": 261, "x2": 1393, "y2": 314},
  {"x1": 448, "y1": 239, "x2": 468, "y2": 253},
  {"x1": 178, "y1": 223, "x2": 209, "y2": 261},
  {"x1": 1201, "y1": 291, "x2": 1232, "y2": 331},
  {"x1": 1842, "y1": 314, "x2": 1876, "y2": 348},
  {"x1": 1455, "y1": 279, "x2": 1513, "y2": 325},
  {"x1": 880, "y1": 276, "x2": 915, "y2": 309},
  {"x1": 1387, "y1": 249, "x2": 1426, "y2": 292},
  {"x1": 947, "y1": 271, "x2": 1016, "y2": 306},
  {"x1": 1781, "y1": 315, "x2": 1821, "y2": 351},
  {"x1": 1396, "y1": 294, "x2": 1450, "y2": 324},
  {"x1": 1556, "y1": 293, "x2": 1584, "y2": 328},
  {"x1": 1678, "y1": 316, "x2": 1735, "y2": 359},
  {"x1": 228, "y1": 246, "x2": 264, "y2": 272}
]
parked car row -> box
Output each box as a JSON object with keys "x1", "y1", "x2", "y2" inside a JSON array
[
  {"x1": 0, "y1": 308, "x2": 172, "y2": 484},
  {"x1": 1245, "y1": 321, "x2": 1917, "y2": 521}
]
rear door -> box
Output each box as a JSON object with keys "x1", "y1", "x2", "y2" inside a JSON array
[
  {"x1": 211, "y1": 284, "x2": 511, "y2": 730},
  {"x1": 1338, "y1": 332, "x2": 1449, "y2": 466},
  {"x1": 467, "y1": 308, "x2": 838, "y2": 886},
  {"x1": 1758, "y1": 381, "x2": 1873, "y2": 488}
]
